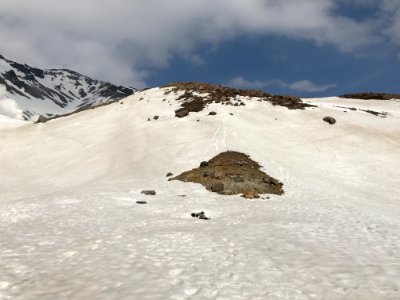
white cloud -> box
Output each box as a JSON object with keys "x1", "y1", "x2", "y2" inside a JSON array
[
  {"x1": 380, "y1": 1, "x2": 400, "y2": 48},
  {"x1": 0, "y1": 98, "x2": 23, "y2": 120},
  {"x1": 285, "y1": 80, "x2": 337, "y2": 92},
  {"x1": 228, "y1": 76, "x2": 337, "y2": 93},
  {"x1": 228, "y1": 77, "x2": 267, "y2": 89},
  {"x1": 0, "y1": 0, "x2": 393, "y2": 87}
]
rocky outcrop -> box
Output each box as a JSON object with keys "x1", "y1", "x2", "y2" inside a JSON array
[
  {"x1": 171, "y1": 151, "x2": 284, "y2": 197},
  {"x1": 163, "y1": 82, "x2": 314, "y2": 118},
  {"x1": 340, "y1": 93, "x2": 400, "y2": 100}
]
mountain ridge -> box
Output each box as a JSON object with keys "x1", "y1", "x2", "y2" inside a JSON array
[{"x1": 0, "y1": 54, "x2": 136, "y2": 121}]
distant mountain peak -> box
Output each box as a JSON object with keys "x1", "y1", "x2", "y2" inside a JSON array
[{"x1": 0, "y1": 54, "x2": 136, "y2": 121}]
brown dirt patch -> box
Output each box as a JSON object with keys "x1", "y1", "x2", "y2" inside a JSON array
[
  {"x1": 171, "y1": 151, "x2": 284, "y2": 197},
  {"x1": 163, "y1": 82, "x2": 314, "y2": 117}
]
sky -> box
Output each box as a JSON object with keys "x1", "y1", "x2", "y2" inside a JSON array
[{"x1": 0, "y1": 0, "x2": 399, "y2": 96}]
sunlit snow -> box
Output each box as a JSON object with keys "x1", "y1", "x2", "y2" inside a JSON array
[{"x1": 0, "y1": 88, "x2": 399, "y2": 299}]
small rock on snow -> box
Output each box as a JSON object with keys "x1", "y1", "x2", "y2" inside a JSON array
[{"x1": 141, "y1": 190, "x2": 156, "y2": 195}]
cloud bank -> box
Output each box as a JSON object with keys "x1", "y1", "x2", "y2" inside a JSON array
[
  {"x1": 228, "y1": 77, "x2": 337, "y2": 93},
  {"x1": 0, "y1": 0, "x2": 398, "y2": 88}
]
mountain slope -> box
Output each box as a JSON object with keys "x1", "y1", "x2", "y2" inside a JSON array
[
  {"x1": 0, "y1": 86, "x2": 399, "y2": 299},
  {"x1": 0, "y1": 54, "x2": 136, "y2": 121}
]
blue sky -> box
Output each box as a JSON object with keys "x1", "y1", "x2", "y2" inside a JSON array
[
  {"x1": 0, "y1": 0, "x2": 399, "y2": 96},
  {"x1": 148, "y1": 34, "x2": 400, "y2": 96}
]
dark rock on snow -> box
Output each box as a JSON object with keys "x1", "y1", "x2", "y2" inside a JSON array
[
  {"x1": 36, "y1": 115, "x2": 48, "y2": 123},
  {"x1": 323, "y1": 116, "x2": 336, "y2": 125},
  {"x1": 191, "y1": 211, "x2": 210, "y2": 220},
  {"x1": 175, "y1": 108, "x2": 189, "y2": 118},
  {"x1": 141, "y1": 190, "x2": 156, "y2": 195}
]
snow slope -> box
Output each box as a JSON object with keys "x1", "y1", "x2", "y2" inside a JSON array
[
  {"x1": 0, "y1": 87, "x2": 399, "y2": 299},
  {"x1": 0, "y1": 54, "x2": 135, "y2": 121}
]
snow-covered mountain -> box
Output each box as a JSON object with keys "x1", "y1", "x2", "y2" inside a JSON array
[
  {"x1": 0, "y1": 54, "x2": 136, "y2": 121},
  {"x1": 0, "y1": 83, "x2": 399, "y2": 299}
]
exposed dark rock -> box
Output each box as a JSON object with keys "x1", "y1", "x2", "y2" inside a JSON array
[
  {"x1": 268, "y1": 95, "x2": 308, "y2": 110},
  {"x1": 136, "y1": 201, "x2": 147, "y2": 204},
  {"x1": 323, "y1": 116, "x2": 336, "y2": 125},
  {"x1": 175, "y1": 108, "x2": 189, "y2": 118},
  {"x1": 191, "y1": 211, "x2": 210, "y2": 220},
  {"x1": 263, "y1": 176, "x2": 271, "y2": 184},
  {"x1": 263, "y1": 176, "x2": 279, "y2": 185},
  {"x1": 153, "y1": 116, "x2": 159, "y2": 120},
  {"x1": 141, "y1": 190, "x2": 156, "y2": 196},
  {"x1": 36, "y1": 115, "x2": 48, "y2": 123},
  {"x1": 208, "y1": 111, "x2": 217, "y2": 115},
  {"x1": 200, "y1": 161, "x2": 209, "y2": 167},
  {"x1": 166, "y1": 172, "x2": 173, "y2": 177},
  {"x1": 340, "y1": 93, "x2": 400, "y2": 100},
  {"x1": 270, "y1": 178, "x2": 280, "y2": 186},
  {"x1": 163, "y1": 82, "x2": 314, "y2": 118},
  {"x1": 334, "y1": 105, "x2": 388, "y2": 117},
  {"x1": 362, "y1": 109, "x2": 388, "y2": 117}
]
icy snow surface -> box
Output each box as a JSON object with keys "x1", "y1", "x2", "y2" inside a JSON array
[{"x1": 0, "y1": 88, "x2": 399, "y2": 299}]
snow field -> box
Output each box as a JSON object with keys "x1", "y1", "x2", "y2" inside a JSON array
[{"x1": 0, "y1": 88, "x2": 399, "y2": 299}]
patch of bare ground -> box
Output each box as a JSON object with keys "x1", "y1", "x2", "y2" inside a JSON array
[
  {"x1": 171, "y1": 151, "x2": 284, "y2": 198},
  {"x1": 340, "y1": 92, "x2": 400, "y2": 100},
  {"x1": 333, "y1": 105, "x2": 388, "y2": 118},
  {"x1": 163, "y1": 82, "x2": 314, "y2": 118}
]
